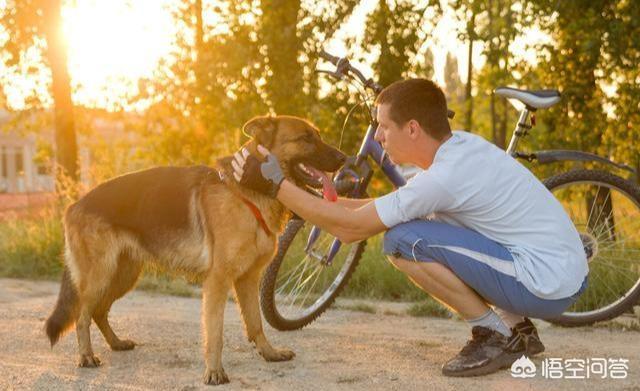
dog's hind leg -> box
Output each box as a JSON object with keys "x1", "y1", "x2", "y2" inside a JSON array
[
  {"x1": 72, "y1": 236, "x2": 120, "y2": 367},
  {"x1": 233, "y1": 264, "x2": 295, "y2": 362},
  {"x1": 92, "y1": 253, "x2": 142, "y2": 351},
  {"x1": 76, "y1": 296, "x2": 102, "y2": 367},
  {"x1": 202, "y1": 269, "x2": 231, "y2": 385}
]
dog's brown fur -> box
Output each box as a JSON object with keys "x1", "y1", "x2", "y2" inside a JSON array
[{"x1": 44, "y1": 115, "x2": 345, "y2": 385}]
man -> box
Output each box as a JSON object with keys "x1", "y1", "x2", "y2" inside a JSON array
[{"x1": 231, "y1": 79, "x2": 588, "y2": 377}]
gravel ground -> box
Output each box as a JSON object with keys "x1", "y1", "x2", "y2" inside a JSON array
[{"x1": 0, "y1": 278, "x2": 638, "y2": 390}]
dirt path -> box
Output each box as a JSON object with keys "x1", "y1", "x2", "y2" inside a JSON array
[{"x1": 0, "y1": 278, "x2": 638, "y2": 390}]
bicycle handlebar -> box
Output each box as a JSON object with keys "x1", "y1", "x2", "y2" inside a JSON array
[
  {"x1": 319, "y1": 50, "x2": 384, "y2": 94},
  {"x1": 319, "y1": 49, "x2": 455, "y2": 119},
  {"x1": 319, "y1": 50, "x2": 340, "y2": 65}
]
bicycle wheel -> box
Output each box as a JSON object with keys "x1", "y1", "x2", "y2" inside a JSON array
[
  {"x1": 544, "y1": 169, "x2": 640, "y2": 326},
  {"x1": 260, "y1": 218, "x2": 366, "y2": 331}
]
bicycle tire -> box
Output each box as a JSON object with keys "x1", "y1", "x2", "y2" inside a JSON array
[
  {"x1": 544, "y1": 169, "x2": 640, "y2": 326},
  {"x1": 260, "y1": 218, "x2": 366, "y2": 331}
]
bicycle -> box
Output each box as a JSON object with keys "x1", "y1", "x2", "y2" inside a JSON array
[{"x1": 260, "y1": 50, "x2": 640, "y2": 330}]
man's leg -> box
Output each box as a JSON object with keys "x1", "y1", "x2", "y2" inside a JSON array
[
  {"x1": 382, "y1": 220, "x2": 548, "y2": 377},
  {"x1": 387, "y1": 255, "x2": 511, "y2": 337},
  {"x1": 494, "y1": 307, "x2": 524, "y2": 329}
]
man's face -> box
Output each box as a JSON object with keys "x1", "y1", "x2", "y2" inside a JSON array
[{"x1": 374, "y1": 103, "x2": 411, "y2": 165}]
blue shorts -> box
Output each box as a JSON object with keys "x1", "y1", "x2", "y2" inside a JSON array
[{"x1": 383, "y1": 220, "x2": 588, "y2": 319}]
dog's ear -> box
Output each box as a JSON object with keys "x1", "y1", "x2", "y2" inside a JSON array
[{"x1": 243, "y1": 116, "x2": 278, "y2": 148}]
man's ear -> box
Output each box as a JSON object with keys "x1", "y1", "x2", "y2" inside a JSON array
[
  {"x1": 243, "y1": 116, "x2": 278, "y2": 148},
  {"x1": 408, "y1": 120, "x2": 421, "y2": 138}
]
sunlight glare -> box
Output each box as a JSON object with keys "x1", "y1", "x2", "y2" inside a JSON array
[{"x1": 62, "y1": 0, "x2": 177, "y2": 110}]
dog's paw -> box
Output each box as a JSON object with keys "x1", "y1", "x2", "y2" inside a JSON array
[
  {"x1": 77, "y1": 354, "x2": 101, "y2": 368},
  {"x1": 261, "y1": 347, "x2": 295, "y2": 362},
  {"x1": 203, "y1": 367, "x2": 229, "y2": 385},
  {"x1": 111, "y1": 339, "x2": 136, "y2": 351}
]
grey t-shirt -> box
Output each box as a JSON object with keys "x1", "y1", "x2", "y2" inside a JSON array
[{"x1": 374, "y1": 130, "x2": 588, "y2": 300}]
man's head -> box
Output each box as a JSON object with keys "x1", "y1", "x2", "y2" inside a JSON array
[{"x1": 374, "y1": 79, "x2": 452, "y2": 167}]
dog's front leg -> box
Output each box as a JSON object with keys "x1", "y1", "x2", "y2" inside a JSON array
[
  {"x1": 202, "y1": 271, "x2": 231, "y2": 385},
  {"x1": 234, "y1": 266, "x2": 295, "y2": 362}
]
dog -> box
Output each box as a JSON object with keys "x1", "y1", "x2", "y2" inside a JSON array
[{"x1": 44, "y1": 115, "x2": 346, "y2": 385}]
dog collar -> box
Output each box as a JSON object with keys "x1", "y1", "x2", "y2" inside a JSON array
[
  {"x1": 239, "y1": 197, "x2": 272, "y2": 236},
  {"x1": 217, "y1": 170, "x2": 272, "y2": 236}
]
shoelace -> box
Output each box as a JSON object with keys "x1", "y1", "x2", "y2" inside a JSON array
[{"x1": 460, "y1": 329, "x2": 492, "y2": 355}]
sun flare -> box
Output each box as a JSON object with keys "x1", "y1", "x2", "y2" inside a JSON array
[{"x1": 62, "y1": 0, "x2": 177, "y2": 110}]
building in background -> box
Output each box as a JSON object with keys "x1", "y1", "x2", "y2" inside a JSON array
[
  {"x1": 0, "y1": 109, "x2": 132, "y2": 194},
  {"x1": 0, "y1": 109, "x2": 54, "y2": 193}
]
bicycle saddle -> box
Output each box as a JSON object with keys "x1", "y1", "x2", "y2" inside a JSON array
[{"x1": 494, "y1": 86, "x2": 561, "y2": 109}]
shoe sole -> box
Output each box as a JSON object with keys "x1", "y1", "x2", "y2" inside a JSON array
[
  {"x1": 528, "y1": 344, "x2": 545, "y2": 356},
  {"x1": 442, "y1": 352, "x2": 524, "y2": 377}
]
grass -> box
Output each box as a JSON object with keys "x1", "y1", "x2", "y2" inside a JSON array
[
  {"x1": 0, "y1": 209, "x2": 65, "y2": 279},
  {"x1": 593, "y1": 319, "x2": 640, "y2": 332},
  {"x1": 136, "y1": 269, "x2": 198, "y2": 297},
  {"x1": 334, "y1": 303, "x2": 377, "y2": 314},
  {"x1": 0, "y1": 208, "x2": 199, "y2": 297},
  {"x1": 406, "y1": 298, "x2": 452, "y2": 319},
  {"x1": 2, "y1": 201, "x2": 639, "y2": 320}
]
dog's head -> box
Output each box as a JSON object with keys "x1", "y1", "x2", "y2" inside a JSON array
[{"x1": 243, "y1": 115, "x2": 346, "y2": 192}]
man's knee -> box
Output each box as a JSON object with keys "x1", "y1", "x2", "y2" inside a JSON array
[
  {"x1": 386, "y1": 254, "x2": 432, "y2": 278},
  {"x1": 386, "y1": 254, "x2": 410, "y2": 271}
]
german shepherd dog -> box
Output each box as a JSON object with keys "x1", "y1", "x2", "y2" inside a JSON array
[{"x1": 44, "y1": 115, "x2": 346, "y2": 385}]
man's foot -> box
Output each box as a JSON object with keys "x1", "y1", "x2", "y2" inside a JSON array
[
  {"x1": 442, "y1": 326, "x2": 522, "y2": 377},
  {"x1": 506, "y1": 317, "x2": 545, "y2": 356}
]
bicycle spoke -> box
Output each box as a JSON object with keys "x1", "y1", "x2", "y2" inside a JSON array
[
  {"x1": 285, "y1": 264, "x2": 324, "y2": 313},
  {"x1": 550, "y1": 175, "x2": 640, "y2": 320},
  {"x1": 296, "y1": 263, "x2": 326, "y2": 313},
  {"x1": 275, "y1": 234, "x2": 331, "y2": 289},
  {"x1": 585, "y1": 185, "x2": 602, "y2": 230},
  {"x1": 589, "y1": 187, "x2": 611, "y2": 232}
]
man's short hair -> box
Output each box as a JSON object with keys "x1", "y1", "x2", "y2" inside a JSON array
[{"x1": 375, "y1": 78, "x2": 451, "y2": 140}]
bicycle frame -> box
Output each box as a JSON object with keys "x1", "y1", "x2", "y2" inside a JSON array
[
  {"x1": 304, "y1": 106, "x2": 636, "y2": 265},
  {"x1": 305, "y1": 122, "x2": 406, "y2": 265},
  {"x1": 304, "y1": 49, "x2": 636, "y2": 265},
  {"x1": 506, "y1": 108, "x2": 636, "y2": 177}
]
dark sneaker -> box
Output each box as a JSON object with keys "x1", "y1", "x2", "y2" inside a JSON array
[
  {"x1": 442, "y1": 326, "x2": 522, "y2": 377},
  {"x1": 506, "y1": 318, "x2": 545, "y2": 356}
]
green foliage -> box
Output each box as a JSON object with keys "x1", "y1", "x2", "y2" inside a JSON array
[
  {"x1": 407, "y1": 298, "x2": 453, "y2": 318},
  {"x1": 0, "y1": 210, "x2": 64, "y2": 279},
  {"x1": 362, "y1": 0, "x2": 441, "y2": 86}
]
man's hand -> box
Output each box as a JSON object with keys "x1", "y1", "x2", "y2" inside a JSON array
[{"x1": 232, "y1": 145, "x2": 284, "y2": 197}]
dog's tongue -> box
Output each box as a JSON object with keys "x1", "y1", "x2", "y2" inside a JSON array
[{"x1": 306, "y1": 166, "x2": 337, "y2": 202}]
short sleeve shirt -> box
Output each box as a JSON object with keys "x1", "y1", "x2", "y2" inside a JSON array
[{"x1": 374, "y1": 131, "x2": 588, "y2": 300}]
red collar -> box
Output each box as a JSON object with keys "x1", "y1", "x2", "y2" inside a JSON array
[
  {"x1": 239, "y1": 196, "x2": 272, "y2": 236},
  {"x1": 216, "y1": 169, "x2": 272, "y2": 236}
]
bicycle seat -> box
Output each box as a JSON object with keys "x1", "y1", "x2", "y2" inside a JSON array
[{"x1": 494, "y1": 86, "x2": 561, "y2": 109}]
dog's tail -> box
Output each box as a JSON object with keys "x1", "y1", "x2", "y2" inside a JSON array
[{"x1": 45, "y1": 266, "x2": 80, "y2": 347}]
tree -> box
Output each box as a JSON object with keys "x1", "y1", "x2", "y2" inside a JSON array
[
  {"x1": 132, "y1": 0, "x2": 361, "y2": 164},
  {"x1": 1, "y1": 0, "x2": 79, "y2": 185},
  {"x1": 363, "y1": 0, "x2": 441, "y2": 87},
  {"x1": 444, "y1": 52, "x2": 464, "y2": 103}
]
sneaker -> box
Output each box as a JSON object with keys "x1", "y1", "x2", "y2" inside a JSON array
[
  {"x1": 442, "y1": 326, "x2": 522, "y2": 377},
  {"x1": 506, "y1": 318, "x2": 545, "y2": 356}
]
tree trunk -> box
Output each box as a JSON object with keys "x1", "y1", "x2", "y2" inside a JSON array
[
  {"x1": 43, "y1": 0, "x2": 78, "y2": 186},
  {"x1": 498, "y1": 97, "x2": 508, "y2": 149},
  {"x1": 586, "y1": 187, "x2": 616, "y2": 242},
  {"x1": 260, "y1": 0, "x2": 304, "y2": 115},
  {"x1": 465, "y1": 13, "x2": 475, "y2": 132}
]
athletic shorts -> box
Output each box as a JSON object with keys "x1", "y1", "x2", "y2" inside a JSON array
[{"x1": 382, "y1": 220, "x2": 588, "y2": 319}]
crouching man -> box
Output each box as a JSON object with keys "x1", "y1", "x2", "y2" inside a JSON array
[{"x1": 232, "y1": 79, "x2": 588, "y2": 377}]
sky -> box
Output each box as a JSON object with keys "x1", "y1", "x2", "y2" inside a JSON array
[{"x1": 0, "y1": 0, "x2": 549, "y2": 111}]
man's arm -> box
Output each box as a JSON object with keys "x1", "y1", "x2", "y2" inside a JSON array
[
  {"x1": 277, "y1": 180, "x2": 386, "y2": 243},
  {"x1": 335, "y1": 197, "x2": 372, "y2": 209}
]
